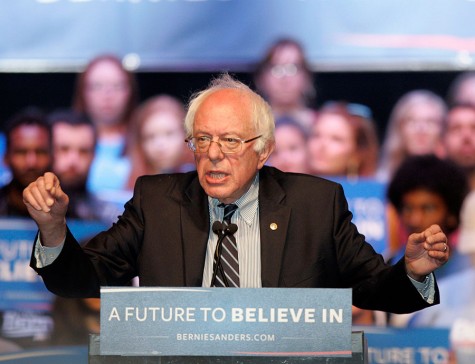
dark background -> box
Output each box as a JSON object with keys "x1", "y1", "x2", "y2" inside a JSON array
[{"x1": 0, "y1": 70, "x2": 461, "y2": 141}]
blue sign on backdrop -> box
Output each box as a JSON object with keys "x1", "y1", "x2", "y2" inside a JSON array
[
  {"x1": 0, "y1": 218, "x2": 108, "y2": 311},
  {"x1": 358, "y1": 326, "x2": 450, "y2": 364},
  {"x1": 1, "y1": 0, "x2": 475, "y2": 72},
  {"x1": 331, "y1": 177, "x2": 388, "y2": 255}
]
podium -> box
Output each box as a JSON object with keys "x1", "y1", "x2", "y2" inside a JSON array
[
  {"x1": 88, "y1": 331, "x2": 367, "y2": 363},
  {"x1": 91, "y1": 287, "x2": 366, "y2": 363}
]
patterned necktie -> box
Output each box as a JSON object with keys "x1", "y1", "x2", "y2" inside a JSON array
[{"x1": 213, "y1": 203, "x2": 239, "y2": 287}]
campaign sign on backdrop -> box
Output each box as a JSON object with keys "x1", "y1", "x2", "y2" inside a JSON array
[
  {"x1": 331, "y1": 177, "x2": 388, "y2": 255},
  {"x1": 358, "y1": 326, "x2": 450, "y2": 364},
  {"x1": 0, "y1": 218, "x2": 108, "y2": 311},
  {"x1": 100, "y1": 287, "x2": 352, "y2": 357}
]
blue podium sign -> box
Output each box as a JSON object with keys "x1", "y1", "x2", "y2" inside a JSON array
[{"x1": 100, "y1": 287, "x2": 352, "y2": 357}]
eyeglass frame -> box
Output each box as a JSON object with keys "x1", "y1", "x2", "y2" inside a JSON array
[
  {"x1": 268, "y1": 63, "x2": 304, "y2": 78},
  {"x1": 185, "y1": 135, "x2": 262, "y2": 154}
]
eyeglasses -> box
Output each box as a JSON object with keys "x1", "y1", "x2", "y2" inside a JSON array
[
  {"x1": 269, "y1": 63, "x2": 303, "y2": 78},
  {"x1": 86, "y1": 82, "x2": 128, "y2": 93},
  {"x1": 185, "y1": 135, "x2": 262, "y2": 154}
]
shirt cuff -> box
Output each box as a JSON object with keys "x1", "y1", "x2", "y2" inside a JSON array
[
  {"x1": 408, "y1": 273, "x2": 435, "y2": 304},
  {"x1": 34, "y1": 234, "x2": 65, "y2": 268}
]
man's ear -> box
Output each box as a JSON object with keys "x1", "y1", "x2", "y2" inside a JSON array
[{"x1": 257, "y1": 141, "x2": 275, "y2": 169}]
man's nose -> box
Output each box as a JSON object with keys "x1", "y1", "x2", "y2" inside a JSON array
[
  {"x1": 59, "y1": 150, "x2": 80, "y2": 166},
  {"x1": 207, "y1": 140, "x2": 224, "y2": 161},
  {"x1": 460, "y1": 128, "x2": 475, "y2": 140},
  {"x1": 25, "y1": 151, "x2": 39, "y2": 166},
  {"x1": 407, "y1": 210, "x2": 425, "y2": 231}
]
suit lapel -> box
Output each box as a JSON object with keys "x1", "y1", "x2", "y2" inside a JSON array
[
  {"x1": 179, "y1": 175, "x2": 210, "y2": 286},
  {"x1": 259, "y1": 167, "x2": 291, "y2": 287},
  {"x1": 174, "y1": 168, "x2": 291, "y2": 287}
]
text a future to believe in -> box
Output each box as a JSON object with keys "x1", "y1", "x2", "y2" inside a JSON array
[{"x1": 107, "y1": 306, "x2": 345, "y2": 324}]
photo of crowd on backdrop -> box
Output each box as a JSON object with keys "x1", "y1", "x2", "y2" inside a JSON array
[{"x1": 2, "y1": 1, "x2": 475, "y2": 363}]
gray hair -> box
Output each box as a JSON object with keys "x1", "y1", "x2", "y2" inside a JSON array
[{"x1": 184, "y1": 73, "x2": 275, "y2": 154}]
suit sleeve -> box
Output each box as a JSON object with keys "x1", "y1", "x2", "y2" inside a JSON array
[
  {"x1": 30, "y1": 179, "x2": 146, "y2": 298},
  {"x1": 332, "y1": 183, "x2": 440, "y2": 314}
]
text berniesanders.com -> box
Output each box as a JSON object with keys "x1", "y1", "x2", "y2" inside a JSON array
[{"x1": 176, "y1": 333, "x2": 276, "y2": 341}]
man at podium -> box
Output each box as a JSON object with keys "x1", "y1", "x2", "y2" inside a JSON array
[{"x1": 23, "y1": 74, "x2": 448, "y2": 315}]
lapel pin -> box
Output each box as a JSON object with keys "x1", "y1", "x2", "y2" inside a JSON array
[{"x1": 270, "y1": 223, "x2": 278, "y2": 230}]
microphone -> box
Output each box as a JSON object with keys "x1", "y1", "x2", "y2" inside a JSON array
[
  {"x1": 212, "y1": 221, "x2": 224, "y2": 237},
  {"x1": 213, "y1": 220, "x2": 238, "y2": 236},
  {"x1": 224, "y1": 223, "x2": 238, "y2": 235},
  {"x1": 210, "y1": 221, "x2": 238, "y2": 287}
]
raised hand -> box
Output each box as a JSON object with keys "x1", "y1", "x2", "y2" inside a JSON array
[
  {"x1": 404, "y1": 224, "x2": 449, "y2": 281},
  {"x1": 23, "y1": 172, "x2": 69, "y2": 247}
]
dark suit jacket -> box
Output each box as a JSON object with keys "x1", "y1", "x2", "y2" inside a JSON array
[{"x1": 31, "y1": 166, "x2": 438, "y2": 314}]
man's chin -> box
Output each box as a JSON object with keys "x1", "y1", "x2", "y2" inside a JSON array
[{"x1": 203, "y1": 186, "x2": 229, "y2": 201}]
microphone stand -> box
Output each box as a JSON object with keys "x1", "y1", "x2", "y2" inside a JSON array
[
  {"x1": 211, "y1": 221, "x2": 238, "y2": 287},
  {"x1": 211, "y1": 222, "x2": 226, "y2": 287}
]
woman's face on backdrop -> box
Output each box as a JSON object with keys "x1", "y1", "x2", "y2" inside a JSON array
[
  {"x1": 84, "y1": 59, "x2": 131, "y2": 126},
  {"x1": 400, "y1": 102, "x2": 443, "y2": 156},
  {"x1": 269, "y1": 124, "x2": 308, "y2": 173},
  {"x1": 141, "y1": 111, "x2": 186, "y2": 172},
  {"x1": 307, "y1": 113, "x2": 356, "y2": 176},
  {"x1": 259, "y1": 44, "x2": 309, "y2": 108}
]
